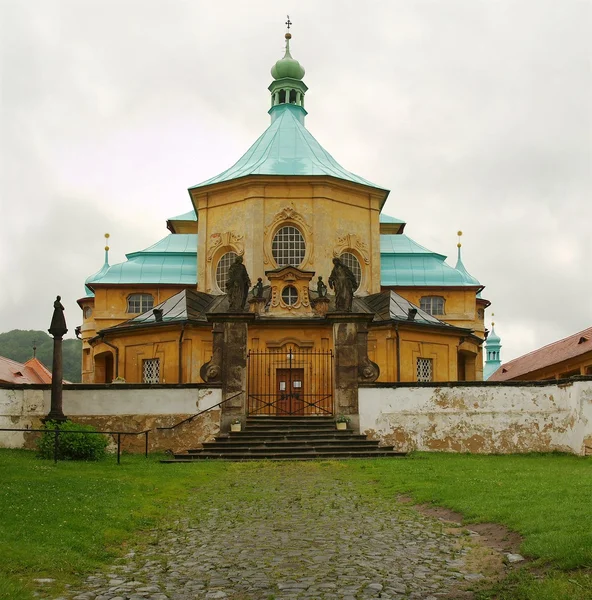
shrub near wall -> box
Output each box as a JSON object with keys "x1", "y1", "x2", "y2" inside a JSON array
[{"x1": 37, "y1": 421, "x2": 109, "y2": 461}]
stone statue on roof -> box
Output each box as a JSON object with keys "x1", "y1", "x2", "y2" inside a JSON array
[
  {"x1": 252, "y1": 277, "x2": 264, "y2": 298},
  {"x1": 227, "y1": 256, "x2": 251, "y2": 312},
  {"x1": 316, "y1": 276, "x2": 327, "y2": 298},
  {"x1": 328, "y1": 258, "x2": 357, "y2": 312}
]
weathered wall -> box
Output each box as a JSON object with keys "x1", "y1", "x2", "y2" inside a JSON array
[
  {"x1": 359, "y1": 379, "x2": 592, "y2": 455},
  {"x1": 0, "y1": 384, "x2": 222, "y2": 453}
]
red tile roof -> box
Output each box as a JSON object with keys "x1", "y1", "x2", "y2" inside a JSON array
[
  {"x1": 0, "y1": 355, "x2": 54, "y2": 384},
  {"x1": 489, "y1": 326, "x2": 592, "y2": 381}
]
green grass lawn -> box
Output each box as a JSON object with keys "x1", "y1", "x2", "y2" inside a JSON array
[{"x1": 0, "y1": 450, "x2": 590, "y2": 600}]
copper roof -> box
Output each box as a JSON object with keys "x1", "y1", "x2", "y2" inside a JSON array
[
  {"x1": 0, "y1": 356, "x2": 53, "y2": 384},
  {"x1": 489, "y1": 326, "x2": 592, "y2": 381}
]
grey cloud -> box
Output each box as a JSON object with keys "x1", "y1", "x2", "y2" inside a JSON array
[{"x1": 1, "y1": 0, "x2": 590, "y2": 364}]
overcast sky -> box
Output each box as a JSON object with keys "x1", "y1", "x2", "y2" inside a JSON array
[{"x1": 1, "y1": 0, "x2": 590, "y2": 365}]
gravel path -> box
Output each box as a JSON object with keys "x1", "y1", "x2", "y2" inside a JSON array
[{"x1": 58, "y1": 462, "x2": 483, "y2": 600}]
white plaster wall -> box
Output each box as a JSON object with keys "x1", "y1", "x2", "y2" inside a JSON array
[
  {"x1": 359, "y1": 382, "x2": 592, "y2": 455},
  {"x1": 0, "y1": 386, "x2": 222, "y2": 448}
]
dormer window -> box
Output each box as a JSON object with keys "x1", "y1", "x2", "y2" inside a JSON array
[
  {"x1": 420, "y1": 296, "x2": 445, "y2": 316},
  {"x1": 127, "y1": 293, "x2": 154, "y2": 314}
]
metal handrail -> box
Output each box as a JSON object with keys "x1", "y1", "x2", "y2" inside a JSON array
[
  {"x1": 156, "y1": 391, "x2": 244, "y2": 431},
  {"x1": 0, "y1": 427, "x2": 150, "y2": 464}
]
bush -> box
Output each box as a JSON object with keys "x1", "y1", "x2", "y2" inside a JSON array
[{"x1": 37, "y1": 420, "x2": 109, "y2": 461}]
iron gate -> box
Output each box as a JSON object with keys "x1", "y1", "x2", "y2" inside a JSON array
[{"x1": 247, "y1": 347, "x2": 333, "y2": 416}]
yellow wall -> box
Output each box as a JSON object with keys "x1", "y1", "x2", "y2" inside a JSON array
[
  {"x1": 88, "y1": 326, "x2": 212, "y2": 384},
  {"x1": 395, "y1": 287, "x2": 484, "y2": 335},
  {"x1": 79, "y1": 285, "x2": 188, "y2": 383},
  {"x1": 190, "y1": 176, "x2": 385, "y2": 297},
  {"x1": 368, "y1": 324, "x2": 479, "y2": 382}
]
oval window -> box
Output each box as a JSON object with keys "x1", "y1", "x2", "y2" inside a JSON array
[
  {"x1": 272, "y1": 225, "x2": 306, "y2": 267},
  {"x1": 340, "y1": 252, "x2": 362, "y2": 290},
  {"x1": 281, "y1": 285, "x2": 299, "y2": 306},
  {"x1": 216, "y1": 251, "x2": 238, "y2": 293}
]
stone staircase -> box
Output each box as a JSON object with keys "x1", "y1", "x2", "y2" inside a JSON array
[{"x1": 162, "y1": 416, "x2": 406, "y2": 462}]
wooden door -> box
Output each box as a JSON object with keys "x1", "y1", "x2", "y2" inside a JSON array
[{"x1": 275, "y1": 368, "x2": 305, "y2": 415}]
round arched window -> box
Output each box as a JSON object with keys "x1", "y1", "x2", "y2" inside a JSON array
[
  {"x1": 272, "y1": 225, "x2": 305, "y2": 267},
  {"x1": 340, "y1": 252, "x2": 362, "y2": 289},
  {"x1": 215, "y1": 251, "x2": 238, "y2": 292},
  {"x1": 281, "y1": 286, "x2": 299, "y2": 306}
]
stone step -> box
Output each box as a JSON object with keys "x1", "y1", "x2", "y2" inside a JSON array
[
  {"x1": 163, "y1": 415, "x2": 406, "y2": 463},
  {"x1": 225, "y1": 428, "x2": 354, "y2": 436},
  {"x1": 192, "y1": 443, "x2": 386, "y2": 454},
  {"x1": 215, "y1": 431, "x2": 367, "y2": 443},
  {"x1": 167, "y1": 449, "x2": 405, "y2": 461},
  {"x1": 200, "y1": 438, "x2": 377, "y2": 448},
  {"x1": 246, "y1": 417, "x2": 336, "y2": 425}
]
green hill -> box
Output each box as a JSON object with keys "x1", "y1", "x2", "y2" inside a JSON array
[{"x1": 0, "y1": 330, "x2": 82, "y2": 383}]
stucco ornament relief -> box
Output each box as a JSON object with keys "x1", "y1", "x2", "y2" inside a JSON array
[
  {"x1": 263, "y1": 206, "x2": 313, "y2": 267},
  {"x1": 270, "y1": 282, "x2": 311, "y2": 311},
  {"x1": 333, "y1": 233, "x2": 370, "y2": 264},
  {"x1": 206, "y1": 231, "x2": 244, "y2": 262}
]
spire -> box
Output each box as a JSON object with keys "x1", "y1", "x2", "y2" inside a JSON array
[
  {"x1": 453, "y1": 230, "x2": 480, "y2": 285},
  {"x1": 269, "y1": 21, "x2": 308, "y2": 124},
  {"x1": 484, "y1": 313, "x2": 503, "y2": 380},
  {"x1": 103, "y1": 233, "x2": 110, "y2": 268},
  {"x1": 454, "y1": 230, "x2": 464, "y2": 269},
  {"x1": 84, "y1": 233, "x2": 112, "y2": 297}
]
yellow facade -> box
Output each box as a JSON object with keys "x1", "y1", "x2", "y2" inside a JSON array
[
  {"x1": 81, "y1": 176, "x2": 485, "y2": 386},
  {"x1": 80, "y1": 36, "x2": 488, "y2": 392},
  {"x1": 191, "y1": 177, "x2": 384, "y2": 297}
]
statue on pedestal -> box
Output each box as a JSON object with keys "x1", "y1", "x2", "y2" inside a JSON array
[
  {"x1": 252, "y1": 277, "x2": 264, "y2": 298},
  {"x1": 316, "y1": 276, "x2": 327, "y2": 298},
  {"x1": 328, "y1": 258, "x2": 357, "y2": 312},
  {"x1": 227, "y1": 256, "x2": 251, "y2": 312}
]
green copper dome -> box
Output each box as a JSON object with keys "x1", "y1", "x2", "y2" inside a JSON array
[
  {"x1": 190, "y1": 104, "x2": 385, "y2": 191},
  {"x1": 271, "y1": 33, "x2": 305, "y2": 80}
]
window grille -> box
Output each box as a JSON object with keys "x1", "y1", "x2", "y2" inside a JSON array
[
  {"x1": 416, "y1": 357, "x2": 433, "y2": 382},
  {"x1": 419, "y1": 296, "x2": 445, "y2": 315},
  {"x1": 340, "y1": 252, "x2": 362, "y2": 289},
  {"x1": 143, "y1": 358, "x2": 160, "y2": 383},
  {"x1": 215, "y1": 251, "x2": 238, "y2": 292},
  {"x1": 127, "y1": 294, "x2": 154, "y2": 313},
  {"x1": 272, "y1": 226, "x2": 306, "y2": 267},
  {"x1": 281, "y1": 285, "x2": 298, "y2": 306}
]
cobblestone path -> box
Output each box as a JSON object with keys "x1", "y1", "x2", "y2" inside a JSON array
[{"x1": 60, "y1": 462, "x2": 484, "y2": 600}]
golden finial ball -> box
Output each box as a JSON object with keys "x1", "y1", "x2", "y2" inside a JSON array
[
  {"x1": 457, "y1": 230, "x2": 463, "y2": 237},
  {"x1": 285, "y1": 32, "x2": 292, "y2": 39},
  {"x1": 104, "y1": 246, "x2": 110, "y2": 251},
  {"x1": 457, "y1": 243, "x2": 462, "y2": 248},
  {"x1": 104, "y1": 233, "x2": 110, "y2": 239}
]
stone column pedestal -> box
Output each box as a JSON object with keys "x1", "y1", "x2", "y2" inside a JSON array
[
  {"x1": 206, "y1": 313, "x2": 255, "y2": 432},
  {"x1": 312, "y1": 297, "x2": 330, "y2": 317},
  {"x1": 327, "y1": 313, "x2": 378, "y2": 432},
  {"x1": 248, "y1": 297, "x2": 267, "y2": 315}
]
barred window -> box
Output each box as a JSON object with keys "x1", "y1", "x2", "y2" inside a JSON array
[
  {"x1": 416, "y1": 357, "x2": 433, "y2": 382},
  {"x1": 216, "y1": 251, "x2": 238, "y2": 292},
  {"x1": 142, "y1": 358, "x2": 160, "y2": 383},
  {"x1": 340, "y1": 252, "x2": 362, "y2": 289},
  {"x1": 420, "y1": 296, "x2": 445, "y2": 315},
  {"x1": 127, "y1": 293, "x2": 154, "y2": 314},
  {"x1": 272, "y1": 226, "x2": 306, "y2": 267},
  {"x1": 281, "y1": 285, "x2": 298, "y2": 306}
]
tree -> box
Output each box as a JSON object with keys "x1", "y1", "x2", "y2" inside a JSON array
[{"x1": 0, "y1": 330, "x2": 82, "y2": 383}]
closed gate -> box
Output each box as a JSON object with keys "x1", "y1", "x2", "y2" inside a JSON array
[{"x1": 247, "y1": 348, "x2": 333, "y2": 416}]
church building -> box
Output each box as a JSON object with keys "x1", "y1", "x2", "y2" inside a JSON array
[{"x1": 78, "y1": 32, "x2": 489, "y2": 417}]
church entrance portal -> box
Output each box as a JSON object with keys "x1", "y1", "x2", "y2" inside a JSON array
[{"x1": 247, "y1": 348, "x2": 333, "y2": 416}]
